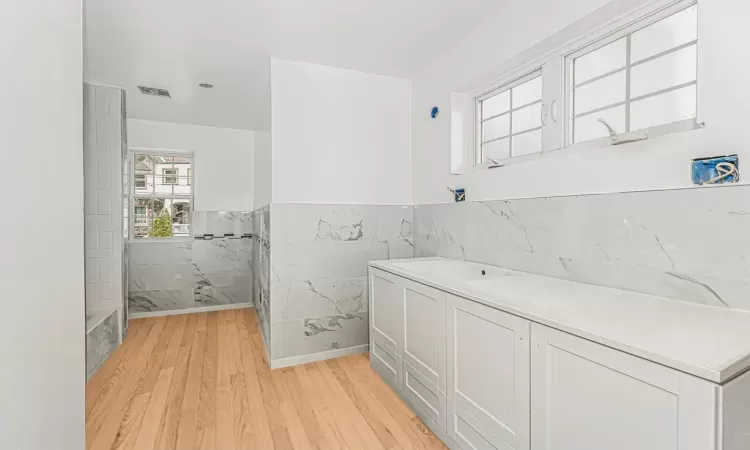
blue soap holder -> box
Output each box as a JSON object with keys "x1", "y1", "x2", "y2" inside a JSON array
[{"x1": 692, "y1": 155, "x2": 739, "y2": 185}]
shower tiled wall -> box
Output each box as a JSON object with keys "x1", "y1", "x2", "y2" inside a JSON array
[
  {"x1": 252, "y1": 205, "x2": 272, "y2": 354},
  {"x1": 414, "y1": 185, "x2": 750, "y2": 312},
  {"x1": 128, "y1": 211, "x2": 253, "y2": 314}
]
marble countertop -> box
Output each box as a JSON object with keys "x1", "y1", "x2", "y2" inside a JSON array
[{"x1": 369, "y1": 257, "x2": 750, "y2": 384}]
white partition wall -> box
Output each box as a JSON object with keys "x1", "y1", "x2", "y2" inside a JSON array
[
  {"x1": 0, "y1": 0, "x2": 85, "y2": 447},
  {"x1": 263, "y1": 59, "x2": 414, "y2": 367}
]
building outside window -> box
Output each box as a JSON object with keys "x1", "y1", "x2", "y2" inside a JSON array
[
  {"x1": 162, "y1": 168, "x2": 178, "y2": 185},
  {"x1": 130, "y1": 151, "x2": 193, "y2": 239}
]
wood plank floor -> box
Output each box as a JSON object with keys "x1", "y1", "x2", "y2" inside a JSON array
[{"x1": 86, "y1": 309, "x2": 447, "y2": 449}]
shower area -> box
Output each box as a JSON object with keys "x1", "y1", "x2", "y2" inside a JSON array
[{"x1": 84, "y1": 83, "x2": 129, "y2": 379}]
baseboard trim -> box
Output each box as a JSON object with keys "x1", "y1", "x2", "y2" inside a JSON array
[
  {"x1": 270, "y1": 344, "x2": 370, "y2": 370},
  {"x1": 128, "y1": 303, "x2": 254, "y2": 319}
]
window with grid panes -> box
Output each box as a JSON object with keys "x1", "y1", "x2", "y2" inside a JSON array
[
  {"x1": 569, "y1": 4, "x2": 697, "y2": 144},
  {"x1": 477, "y1": 71, "x2": 543, "y2": 164},
  {"x1": 477, "y1": 70, "x2": 542, "y2": 163},
  {"x1": 131, "y1": 152, "x2": 193, "y2": 239}
]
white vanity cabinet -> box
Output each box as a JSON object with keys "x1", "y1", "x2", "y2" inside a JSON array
[
  {"x1": 368, "y1": 261, "x2": 750, "y2": 450},
  {"x1": 446, "y1": 294, "x2": 530, "y2": 450},
  {"x1": 369, "y1": 268, "x2": 448, "y2": 428},
  {"x1": 530, "y1": 323, "x2": 717, "y2": 450},
  {"x1": 369, "y1": 269, "x2": 403, "y2": 389}
]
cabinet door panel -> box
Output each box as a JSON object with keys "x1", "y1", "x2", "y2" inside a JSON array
[
  {"x1": 403, "y1": 280, "x2": 446, "y2": 389},
  {"x1": 371, "y1": 342, "x2": 401, "y2": 392},
  {"x1": 531, "y1": 323, "x2": 717, "y2": 450},
  {"x1": 448, "y1": 399, "x2": 513, "y2": 450},
  {"x1": 403, "y1": 360, "x2": 447, "y2": 430},
  {"x1": 447, "y1": 294, "x2": 530, "y2": 450},
  {"x1": 370, "y1": 269, "x2": 403, "y2": 355}
]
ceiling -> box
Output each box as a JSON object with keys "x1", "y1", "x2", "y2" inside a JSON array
[{"x1": 84, "y1": 0, "x2": 507, "y2": 130}]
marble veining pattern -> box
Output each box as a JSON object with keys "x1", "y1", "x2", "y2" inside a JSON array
[
  {"x1": 414, "y1": 185, "x2": 750, "y2": 311},
  {"x1": 128, "y1": 211, "x2": 253, "y2": 314},
  {"x1": 193, "y1": 211, "x2": 253, "y2": 236},
  {"x1": 252, "y1": 205, "x2": 272, "y2": 352},
  {"x1": 86, "y1": 310, "x2": 119, "y2": 379},
  {"x1": 268, "y1": 204, "x2": 413, "y2": 360}
]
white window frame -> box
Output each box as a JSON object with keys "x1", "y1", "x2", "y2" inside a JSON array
[
  {"x1": 128, "y1": 147, "x2": 194, "y2": 243},
  {"x1": 563, "y1": 0, "x2": 699, "y2": 149},
  {"x1": 463, "y1": 0, "x2": 701, "y2": 170},
  {"x1": 474, "y1": 69, "x2": 544, "y2": 165}
]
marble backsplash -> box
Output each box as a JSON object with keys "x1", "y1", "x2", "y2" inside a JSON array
[
  {"x1": 414, "y1": 185, "x2": 750, "y2": 312},
  {"x1": 128, "y1": 210, "x2": 253, "y2": 314},
  {"x1": 268, "y1": 203, "x2": 413, "y2": 362}
]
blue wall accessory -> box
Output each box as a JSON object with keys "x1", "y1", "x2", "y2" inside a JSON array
[
  {"x1": 431, "y1": 106, "x2": 440, "y2": 119},
  {"x1": 692, "y1": 155, "x2": 740, "y2": 185},
  {"x1": 446, "y1": 187, "x2": 466, "y2": 202}
]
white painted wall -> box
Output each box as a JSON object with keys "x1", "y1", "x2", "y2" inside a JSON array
[
  {"x1": 128, "y1": 119, "x2": 255, "y2": 211},
  {"x1": 254, "y1": 130, "x2": 272, "y2": 208},
  {"x1": 254, "y1": 65, "x2": 273, "y2": 209},
  {"x1": 412, "y1": 0, "x2": 750, "y2": 204},
  {"x1": 0, "y1": 1, "x2": 84, "y2": 448},
  {"x1": 271, "y1": 59, "x2": 412, "y2": 205}
]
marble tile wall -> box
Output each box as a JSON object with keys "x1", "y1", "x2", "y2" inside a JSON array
[
  {"x1": 268, "y1": 203, "x2": 413, "y2": 362},
  {"x1": 193, "y1": 211, "x2": 253, "y2": 237},
  {"x1": 252, "y1": 205, "x2": 272, "y2": 353},
  {"x1": 414, "y1": 185, "x2": 750, "y2": 312},
  {"x1": 128, "y1": 211, "x2": 253, "y2": 314},
  {"x1": 86, "y1": 310, "x2": 119, "y2": 379}
]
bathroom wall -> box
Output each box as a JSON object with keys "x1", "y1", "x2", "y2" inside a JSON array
[
  {"x1": 128, "y1": 212, "x2": 253, "y2": 315},
  {"x1": 411, "y1": 0, "x2": 750, "y2": 204},
  {"x1": 269, "y1": 204, "x2": 413, "y2": 365},
  {"x1": 253, "y1": 205, "x2": 271, "y2": 357},
  {"x1": 86, "y1": 310, "x2": 119, "y2": 379},
  {"x1": 126, "y1": 119, "x2": 256, "y2": 316},
  {"x1": 271, "y1": 59, "x2": 412, "y2": 205},
  {"x1": 83, "y1": 83, "x2": 126, "y2": 349},
  {"x1": 415, "y1": 185, "x2": 750, "y2": 311},
  {"x1": 259, "y1": 59, "x2": 414, "y2": 366},
  {"x1": 0, "y1": 0, "x2": 85, "y2": 447},
  {"x1": 128, "y1": 119, "x2": 254, "y2": 211}
]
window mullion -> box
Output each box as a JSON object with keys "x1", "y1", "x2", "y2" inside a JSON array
[
  {"x1": 625, "y1": 34, "x2": 632, "y2": 132},
  {"x1": 509, "y1": 89, "x2": 514, "y2": 157},
  {"x1": 150, "y1": 155, "x2": 155, "y2": 195}
]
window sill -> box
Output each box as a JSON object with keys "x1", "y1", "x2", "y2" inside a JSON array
[{"x1": 128, "y1": 237, "x2": 194, "y2": 244}]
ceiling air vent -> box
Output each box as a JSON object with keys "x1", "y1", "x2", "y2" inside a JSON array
[{"x1": 137, "y1": 86, "x2": 171, "y2": 98}]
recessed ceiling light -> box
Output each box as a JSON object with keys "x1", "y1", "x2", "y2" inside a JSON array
[{"x1": 199, "y1": 83, "x2": 213, "y2": 89}]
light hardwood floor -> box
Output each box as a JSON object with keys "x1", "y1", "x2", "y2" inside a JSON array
[{"x1": 86, "y1": 308, "x2": 447, "y2": 449}]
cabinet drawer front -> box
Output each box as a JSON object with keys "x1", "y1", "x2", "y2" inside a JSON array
[
  {"x1": 402, "y1": 360, "x2": 447, "y2": 430},
  {"x1": 402, "y1": 279, "x2": 446, "y2": 389},
  {"x1": 370, "y1": 269, "x2": 403, "y2": 355},
  {"x1": 448, "y1": 399, "x2": 513, "y2": 450},
  {"x1": 371, "y1": 342, "x2": 401, "y2": 392},
  {"x1": 447, "y1": 294, "x2": 530, "y2": 449},
  {"x1": 531, "y1": 323, "x2": 717, "y2": 450}
]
